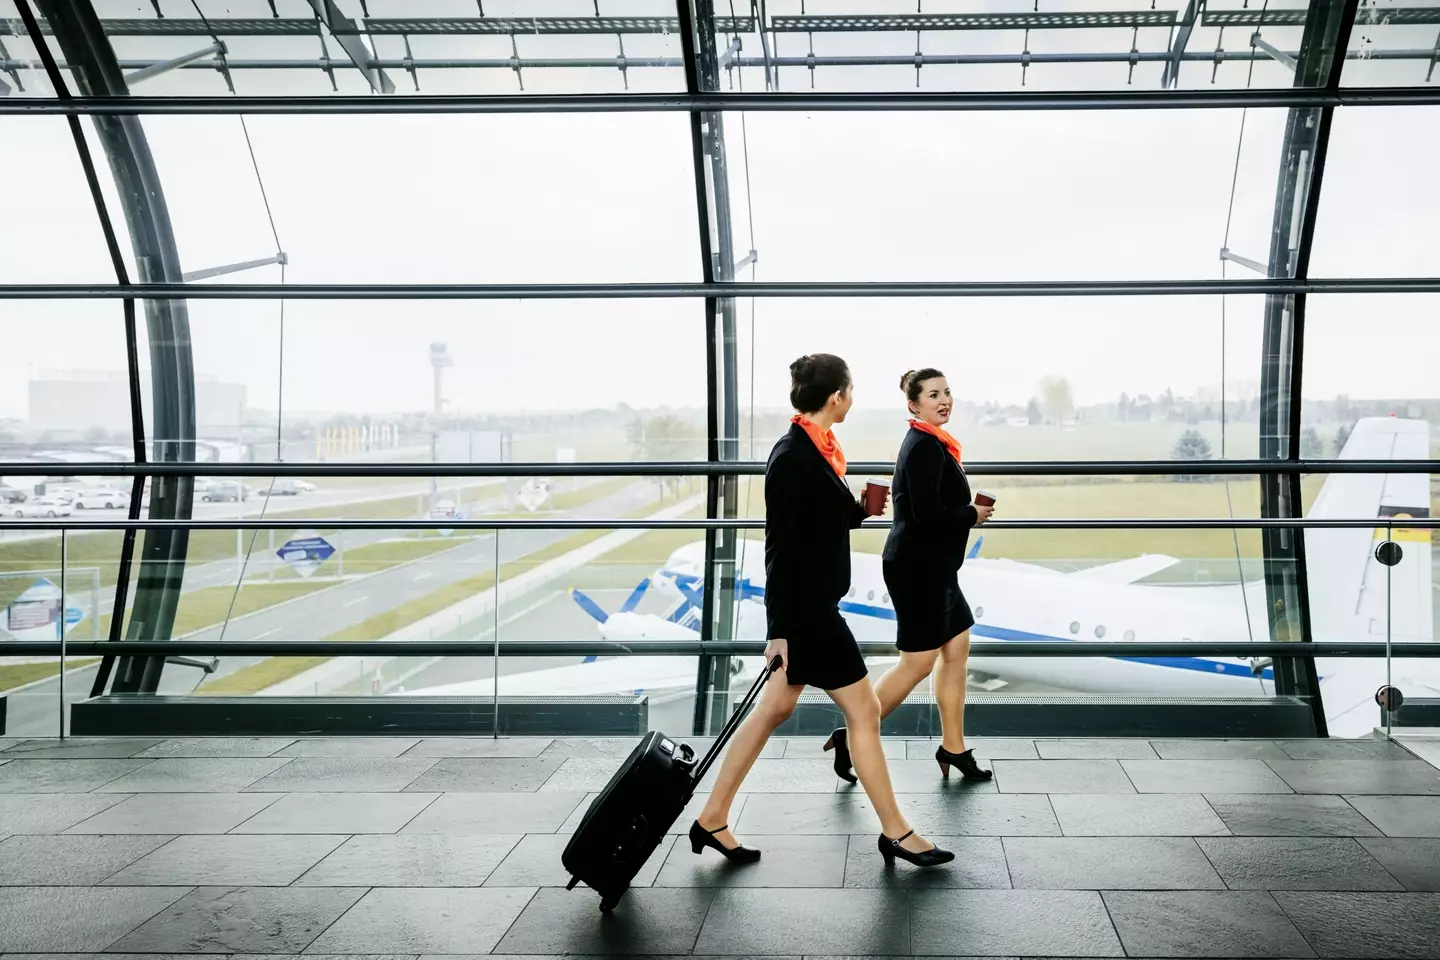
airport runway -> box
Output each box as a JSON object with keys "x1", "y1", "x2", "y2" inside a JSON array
[{"x1": 1, "y1": 479, "x2": 663, "y2": 736}]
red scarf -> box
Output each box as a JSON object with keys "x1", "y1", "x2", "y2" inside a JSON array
[
  {"x1": 909, "y1": 418, "x2": 962, "y2": 465},
  {"x1": 792, "y1": 414, "x2": 846, "y2": 477}
]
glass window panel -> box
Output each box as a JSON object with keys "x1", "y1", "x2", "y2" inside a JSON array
[
  {"x1": 1341, "y1": 0, "x2": 1440, "y2": 88},
  {"x1": 723, "y1": 109, "x2": 1285, "y2": 282},
  {"x1": 138, "y1": 112, "x2": 699, "y2": 285},
  {"x1": 1309, "y1": 106, "x2": 1440, "y2": 279}
]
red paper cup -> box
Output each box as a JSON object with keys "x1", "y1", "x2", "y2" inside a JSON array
[
  {"x1": 863, "y1": 478, "x2": 891, "y2": 515},
  {"x1": 973, "y1": 490, "x2": 996, "y2": 507}
]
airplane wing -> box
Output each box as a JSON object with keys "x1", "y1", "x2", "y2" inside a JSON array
[{"x1": 1069, "y1": 554, "x2": 1181, "y2": 585}]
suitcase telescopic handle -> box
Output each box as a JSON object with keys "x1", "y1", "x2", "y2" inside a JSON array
[{"x1": 690, "y1": 655, "x2": 783, "y2": 786}]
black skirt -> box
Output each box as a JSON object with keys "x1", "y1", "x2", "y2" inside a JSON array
[
  {"x1": 765, "y1": 605, "x2": 869, "y2": 691},
  {"x1": 883, "y1": 560, "x2": 976, "y2": 653}
]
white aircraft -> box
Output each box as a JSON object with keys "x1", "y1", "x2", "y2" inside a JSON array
[{"x1": 408, "y1": 417, "x2": 1435, "y2": 737}]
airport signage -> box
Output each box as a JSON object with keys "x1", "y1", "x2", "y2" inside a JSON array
[{"x1": 277, "y1": 536, "x2": 336, "y2": 579}]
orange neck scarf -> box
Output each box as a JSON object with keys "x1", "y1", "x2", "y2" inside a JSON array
[
  {"x1": 792, "y1": 414, "x2": 846, "y2": 477},
  {"x1": 910, "y1": 418, "x2": 962, "y2": 465}
]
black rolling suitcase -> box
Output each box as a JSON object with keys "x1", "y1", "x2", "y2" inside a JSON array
[{"x1": 562, "y1": 656, "x2": 781, "y2": 911}]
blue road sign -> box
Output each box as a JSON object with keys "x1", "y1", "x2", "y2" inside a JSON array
[{"x1": 277, "y1": 536, "x2": 336, "y2": 578}]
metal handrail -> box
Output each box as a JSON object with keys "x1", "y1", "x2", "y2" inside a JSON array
[
  {"x1": 0, "y1": 458, "x2": 1435, "y2": 478},
  {"x1": 5, "y1": 277, "x2": 1440, "y2": 298},
  {"x1": 5, "y1": 640, "x2": 1439, "y2": 658},
  {"x1": 3, "y1": 86, "x2": 1440, "y2": 115},
  {"x1": 3, "y1": 517, "x2": 1437, "y2": 531}
]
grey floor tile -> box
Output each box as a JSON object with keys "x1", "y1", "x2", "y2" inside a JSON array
[
  {"x1": 134, "y1": 738, "x2": 297, "y2": 758},
  {"x1": 110, "y1": 885, "x2": 366, "y2": 954},
  {"x1": 244, "y1": 757, "x2": 438, "y2": 793},
  {"x1": 401, "y1": 737, "x2": 554, "y2": 758},
  {"x1": 1007, "y1": 836, "x2": 1223, "y2": 890},
  {"x1": 1273, "y1": 891, "x2": 1440, "y2": 958},
  {"x1": 1151, "y1": 739, "x2": 1291, "y2": 761},
  {"x1": 1347, "y1": 796, "x2": 1440, "y2": 836},
  {"x1": 65, "y1": 792, "x2": 280, "y2": 834},
  {"x1": 694, "y1": 759, "x2": 843, "y2": 794},
  {"x1": 538, "y1": 737, "x2": 647, "y2": 758},
  {"x1": 788, "y1": 737, "x2": 903, "y2": 760},
  {"x1": 1, "y1": 738, "x2": 163, "y2": 759},
  {"x1": 538, "y1": 757, "x2": 640, "y2": 793},
  {"x1": 0, "y1": 793, "x2": 129, "y2": 833},
  {"x1": 0, "y1": 886, "x2": 189, "y2": 952},
  {"x1": 732, "y1": 793, "x2": 875, "y2": 836},
  {"x1": 868, "y1": 759, "x2": 1000, "y2": 794},
  {"x1": 275, "y1": 738, "x2": 422, "y2": 758},
  {"x1": 1105, "y1": 891, "x2": 1314, "y2": 958},
  {"x1": 1196, "y1": 837, "x2": 1403, "y2": 891},
  {"x1": 312, "y1": 887, "x2": 538, "y2": 954},
  {"x1": 0, "y1": 835, "x2": 172, "y2": 885},
  {"x1": 404, "y1": 791, "x2": 586, "y2": 834},
  {"x1": 912, "y1": 889, "x2": 1123, "y2": 957},
  {"x1": 994, "y1": 759, "x2": 1136, "y2": 794},
  {"x1": 231, "y1": 792, "x2": 439, "y2": 834},
  {"x1": 844, "y1": 835, "x2": 1010, "y2": 889},
  {"x1": 499, "y1": 886, "x2": 712, "y2": 954},
  {"x1": 1276, "y1": 738, "x2": 1417, "y2": 761},
  {"x1": 1122, "y1": 759, "x2": 1294, "y2": 794},
  {"x1": 1358, "y1": 838, "x2": 1440, "y2": 891},
  {"x1": 403, "y1": 757, "x2": 564, "y2": 793},
  {"x1": 654, "y1": 833, "x2": 848, "y2": 888},
  {"x1": 104, "y1": 834, "x2": 346, "y2": 886},
  {"x1": 97, "y1": 758, "x2": 291, "y2": 793},
  {"x1": 485, "y1": 833, "x2": 675, "y2": 889},
  {"x1": 0, "y1": 759, "x2": 153, "y2": 793},
  {"x1": 906, "y1": 738, "x2": 1040, "y2": 760},
  {"x1": 1268, "y1": 760, "x2": 1440, "y2": 795},
  {"x1": 695, "y1": 887, "x2": 907, "y2": 956},
  {"x1": 1049, "y1": 794, "x2": 1229, "y2": 836},
  {"x1": 1206, "y1": 794, "x2": 1383, "y2": 837},
  {"x1": 862, "y1": 792, "x2": 1063, "y2": 837},
  {"x1": 1036, "y1": 739, "x2": 1159, "y2": 759},
  {"x1": 296, "y1": 834, "x2": 521, "y2": 886}
]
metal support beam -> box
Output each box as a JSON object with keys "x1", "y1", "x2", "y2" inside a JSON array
[
  {"x1": 1163, "y1": 0, "x2": 1203, "y2": 88},
  {"x1": 304, "y1": 0, "x2": 394, "y2": 94},
  {"x1": 1220, "y1": 247, "x2": 1269, "y2": 275},
  {"x1": 1252, "y1": 32, "x2": 1299, "y2": 72},
  {"x1": 181, "y1": 252, "x2": 288, "y2": 283},
  {"x1": 34, "y1": 0, "x2": 197, "y2": 698},
  {"x1": 123, "y1": 41, "x2": 223, "y2": 86},
  {"x1": 1258, "y1": 0, "x2": 1361, "y2": 738}
]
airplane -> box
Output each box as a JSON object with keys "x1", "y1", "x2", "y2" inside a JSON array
[{"x1": 405, "y1": 417, "x2": 1435, "y2": 737}]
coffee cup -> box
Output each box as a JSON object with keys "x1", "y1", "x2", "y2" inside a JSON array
[
  {"x1": 863, "y1": 478, "x2": 891, "y2": 516},
  {"x1": 973, "y1": 490, "x2": 997, "y2": 507}
]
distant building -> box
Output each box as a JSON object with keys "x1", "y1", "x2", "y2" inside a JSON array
[{"x1": 27, "y1": 370, "x2": 247, "y2": 437}]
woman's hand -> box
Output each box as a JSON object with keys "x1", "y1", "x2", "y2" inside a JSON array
[
  {"x1": 763, "y1": 636, "x2": 789, "y2": 675},
  {"x1": 974, "y1": 503, "x2": 995, "y2": 525}
]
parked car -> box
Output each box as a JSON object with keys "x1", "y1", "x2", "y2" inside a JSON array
[
  {"x1": 0, "y1": 486, "x2": 26, "y2": 504},
  {"x1": 11, "y1": 497, "x2": 73, "y2": 518},
  {"x1": 200, "y1": 480, "x2": 247, "y2": 503},
  {"x1": 258, "y1": 478, "x2": 315, "y2": 496},
  {"x1": 73, "y1": 488, "x2": 129, "y2": 510}
]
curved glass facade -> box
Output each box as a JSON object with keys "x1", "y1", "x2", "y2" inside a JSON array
[{"x1": 0, "y1": 0, "x2": 1435, "y2": 741}]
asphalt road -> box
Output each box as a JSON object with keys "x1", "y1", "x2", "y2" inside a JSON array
[{"x1": 2, "y1": 479, "x2": 664, "y2": 736}]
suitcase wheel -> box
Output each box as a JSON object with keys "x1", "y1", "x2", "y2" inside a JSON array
[
  {"x1": 599, "y1": 893, "x2": 622, "y2": 912},
  {"x1": 565, "y1": 876, "x2": 578, "y2": 891}
]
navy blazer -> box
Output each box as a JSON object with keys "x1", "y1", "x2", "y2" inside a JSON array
[
  {"x1": 764, "y1": 422, "x2": 869, "y2": 618},
  {"x1": 881, "y1": 427, "x2": 979, "y2": 574}
]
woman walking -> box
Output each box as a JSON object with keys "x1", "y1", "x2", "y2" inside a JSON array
[
  {"x1": 825, "y1": 368, "x2": 995, "y2": 783},
  {"x1": 690, "y1": 355, "x2": 953, "y2": 869}
]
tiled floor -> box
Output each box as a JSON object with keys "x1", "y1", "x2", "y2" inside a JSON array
[{"x1": 0, "y1": 735, "x2": 1438, "y2": 958}]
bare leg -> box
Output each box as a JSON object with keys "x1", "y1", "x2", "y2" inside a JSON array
[
  {"x1": 935, "y1": 630, "x2": 971, "y2": 754},
  {"x1": 696, "y1": 678, "x2": 804, "y2": 849},
  {"x1": 828, "y1": 678, "x2": 935, "y2": 854},
  {"x1": 871, "y1": 649, "x2": 940, "y2": 719}
]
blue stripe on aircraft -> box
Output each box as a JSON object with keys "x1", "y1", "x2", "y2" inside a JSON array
[{"x1": 663, "y1": 575, "x2": 1281, "y2": 683}]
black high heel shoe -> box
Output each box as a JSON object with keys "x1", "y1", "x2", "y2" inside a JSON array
[
  {"x1": 822, "y1": 727, "x2": 859, "y2": 784},
  {"x1": 936, "y1": 745, "x2": 993, "y2": 780},
  {"x1": 878, "y1": 830, "x2": 954, "y2": 868},
  {"x1": 689, "y1": 821, "x2": 761, "y2": 864}
]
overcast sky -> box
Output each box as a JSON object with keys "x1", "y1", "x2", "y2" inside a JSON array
[{"x1": 2, "y1": 0, "x2": 1437, "y2": 421}]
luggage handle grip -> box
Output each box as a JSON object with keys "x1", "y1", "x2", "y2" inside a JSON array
[{"x1": 690, "y1": 655, "x2": 783, "y2": 786}]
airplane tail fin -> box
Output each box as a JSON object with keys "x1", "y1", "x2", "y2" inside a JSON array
[{"x1": 1304, "y1": 417, "x2": 1432, "y2": 644}]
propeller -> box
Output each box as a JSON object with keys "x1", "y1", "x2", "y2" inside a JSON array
[{"x1": 619, "y1": 577, "x2": 650, "y2": 613}]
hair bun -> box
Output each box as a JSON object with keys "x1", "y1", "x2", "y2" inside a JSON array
[
  {"x1": 790, "y1": 355, "x2": 816, "y2": 381},
  {"x1": 899, "y1": 369, "x2": 917, "y2": 392}
]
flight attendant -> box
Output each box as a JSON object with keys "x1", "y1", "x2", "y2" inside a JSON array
[
  {"x1": 691, "y1": 354, "x2": 953, "y2": 869},
  {"x1": 825, "y1": 368, "x2": 995, "y2": 783}
]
